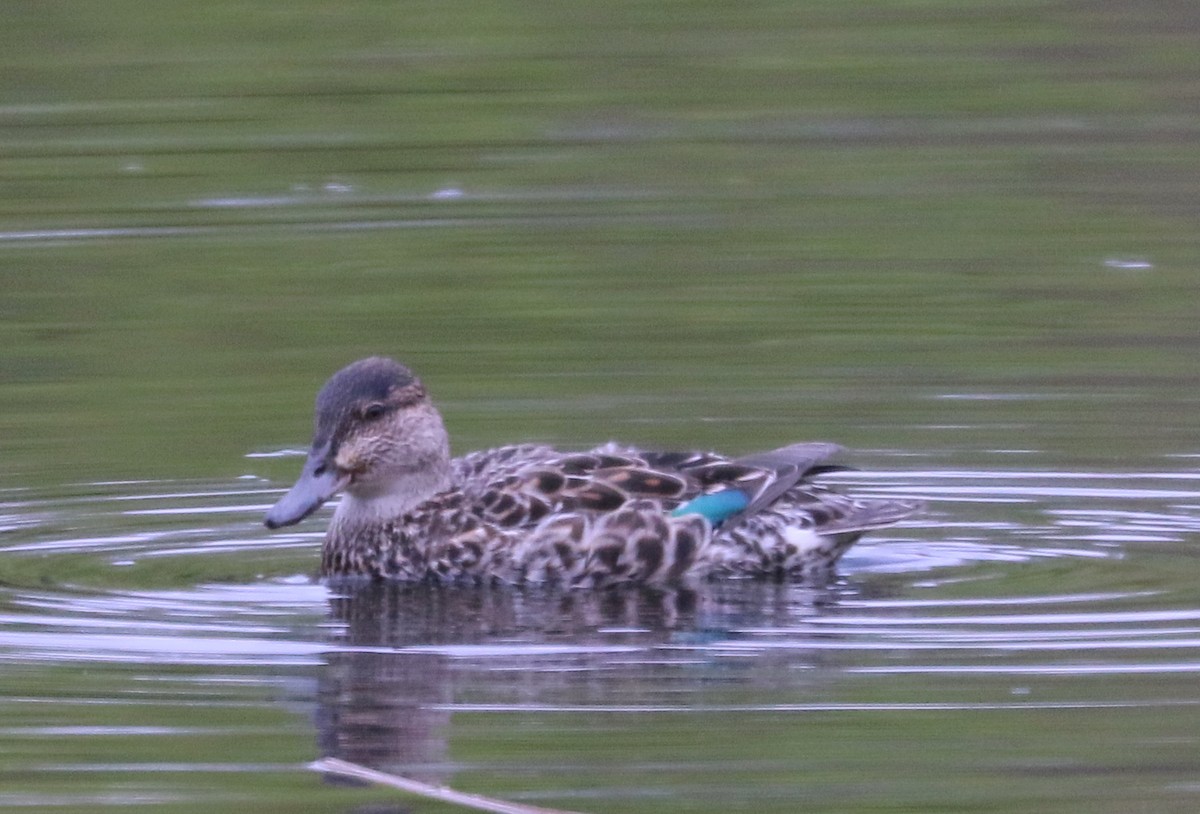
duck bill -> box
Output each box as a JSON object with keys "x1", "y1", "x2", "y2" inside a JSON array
[{"x1": 264, "y1": 448, "x2": 350, "y2": 529}]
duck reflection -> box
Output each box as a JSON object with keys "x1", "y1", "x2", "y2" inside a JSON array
[{"x1": 314, "y1": 580, "x2": 848, "y2": 783}]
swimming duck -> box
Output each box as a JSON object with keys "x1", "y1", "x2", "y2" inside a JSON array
[{"x1": 264, "y1": 357, "x2": 920, "y2": 586}]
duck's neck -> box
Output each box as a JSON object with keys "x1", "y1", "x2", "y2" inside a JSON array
[{"x1": 330, "y1": 469, "x2": 449, "y2": 530}]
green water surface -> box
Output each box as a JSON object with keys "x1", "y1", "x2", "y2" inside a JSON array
[{"x1": 3, "y1": 1, "x2": 1200, "y2": 812}]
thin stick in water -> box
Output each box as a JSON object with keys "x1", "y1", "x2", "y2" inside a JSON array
[{"x1": 309, "y1": 757, "x2": 586, "y2": 814}]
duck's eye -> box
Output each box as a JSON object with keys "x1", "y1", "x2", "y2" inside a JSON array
[{"x1": 361, "y1": 403, "x2": 387, "y2": 420}]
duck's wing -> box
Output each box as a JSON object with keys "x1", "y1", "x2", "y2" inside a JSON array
[
  {"x1": 497, "y1": 442, "x2": 850, "y2": 525},
  {"x1": 452, "y1": 443, "x2": 916, "y2": 585},
  {"x1": 723, "y1": 443, "x2": 921, "y2": 536},
  {"x1": 508, "y1": 443, "x2": 866, "y2": 586},
  {"x1": 727, "y1": 442, "x2": 845, "y2": 518},
  {"x1": 461, "y1": 442, "x2": 879, "y2": 527},
  {"x1": 470, "y1": 451, "x2": 694, "y2": 528},
  {"x1": 449, "y1": 445, "x2": 686, "y2": 529},
  {"x1": 643, "y1": 442, "x2": 847, "y2": 526}
]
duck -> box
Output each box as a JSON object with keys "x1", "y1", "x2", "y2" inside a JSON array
[{"x1": 264, "y1": 357, "x2": 921, "y2": 586}]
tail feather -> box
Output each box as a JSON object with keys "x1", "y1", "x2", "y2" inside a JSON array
[{"x1": 816, "y1": 499, "x2": 924, "y2": 534}]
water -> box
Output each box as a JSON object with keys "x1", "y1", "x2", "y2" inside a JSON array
[
  {"x1": 5, "y1": 1, "x2": 1200, "y2": 811},
  {"x1": 4, "y1": 463, "x2": 1200, "y2": 811}
]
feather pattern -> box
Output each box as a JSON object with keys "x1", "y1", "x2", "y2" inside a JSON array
[{"x1": 264, "y1": 358, "x2": 921, "y2": 586}]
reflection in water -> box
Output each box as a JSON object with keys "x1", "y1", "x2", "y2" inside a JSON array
[
  {"x1": 315, "y1": 581, "x2": 841, "y2": 782},
  {"x1": 317, "y1": 646, "x2": 451, "y2": 783}
]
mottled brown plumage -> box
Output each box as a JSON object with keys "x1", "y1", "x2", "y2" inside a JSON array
[{"x1": 264, "y1": 357, "x2": 921, "y2": 586}]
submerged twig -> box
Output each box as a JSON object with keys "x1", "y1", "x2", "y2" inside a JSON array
[{"x1": 309, "y1": 757, "x2": 586, "y2": 814}]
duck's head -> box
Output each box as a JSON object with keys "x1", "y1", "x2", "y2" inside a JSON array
[{"x1": 264, "y1": 357, "x2": 452, "y2": 529}]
